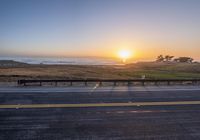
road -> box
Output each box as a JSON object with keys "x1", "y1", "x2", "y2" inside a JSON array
[{"x1": 0, "y1": 86, "x2": 200, "y2": 140}]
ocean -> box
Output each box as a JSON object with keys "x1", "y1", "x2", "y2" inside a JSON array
[{"x1": 0, "y1": 56, "x2": 121, "y2": 65}]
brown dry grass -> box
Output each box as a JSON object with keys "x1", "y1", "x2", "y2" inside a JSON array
[{"x1": 1, "y1": 62, "x2": 200, "y2": 82}]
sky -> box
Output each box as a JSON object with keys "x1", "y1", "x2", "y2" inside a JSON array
[{"x1": 0, "y1": 0, "x2": 200, "y2": 61}]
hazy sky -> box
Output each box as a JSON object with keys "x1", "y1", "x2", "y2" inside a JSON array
[{"x1": 0, "y1": 0, "x2": 200, "y2": 60}]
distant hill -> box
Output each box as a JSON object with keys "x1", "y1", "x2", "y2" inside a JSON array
[{"x1": 0, "y1": 60, "x2": 28, "y2": 67}]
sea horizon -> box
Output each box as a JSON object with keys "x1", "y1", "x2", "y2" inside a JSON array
[
  {"x1": 0, "y1": 56, "x2": 124, "y2": 65},
  {"x1": 1, "y1": 56, "x2": 199, "y2": 66}
]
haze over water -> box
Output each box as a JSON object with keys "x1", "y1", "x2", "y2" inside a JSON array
[{"x1": 0, "y1": 56, "x2": 121, "y2": 65}]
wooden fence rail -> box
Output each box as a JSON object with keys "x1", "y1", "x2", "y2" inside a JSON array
[{"x1": 18, "y1": 79, "x2": 200, "y2": 86}]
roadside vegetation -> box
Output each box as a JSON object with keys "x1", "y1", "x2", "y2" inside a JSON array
[{"x1": 0, "y1": 58, "x2": 200, "y2": 82}]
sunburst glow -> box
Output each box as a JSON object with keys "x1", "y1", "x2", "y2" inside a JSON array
[{"x1": 118, "y1": 50, "x2": 132, "y2": 63}]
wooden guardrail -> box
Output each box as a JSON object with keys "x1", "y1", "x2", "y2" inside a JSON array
[{"x1": 18, "y1": 79, "x2": 200, "y2": 86}]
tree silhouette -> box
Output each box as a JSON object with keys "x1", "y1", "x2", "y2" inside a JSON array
[
  {"x1": 156, "y1": 55, "x2": 174, "y2": 62},
  {"x1": 156, "y1": 55, "x2": 165, "y2": 62},
  {"x1": 174, "y1": 57, "x2": 193, "y2": 63},
  {"x1": 156, "y1": 55, "x2": 194, "y2": 63},
  {"x1": 164, "y1": 55, "x2": 174, "y2": 62}
]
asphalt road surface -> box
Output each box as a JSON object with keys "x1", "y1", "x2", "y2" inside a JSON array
[{"x1": 0, "y1": 86, "x2": 200, "y2": 140}]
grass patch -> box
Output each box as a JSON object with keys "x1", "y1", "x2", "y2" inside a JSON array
[{"x1": 1, "y1": 62, "x2": 200, "y2": 82}]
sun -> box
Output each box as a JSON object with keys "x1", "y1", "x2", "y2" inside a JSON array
[{"x1": 118, "y1": 50, "x2": 132, "y2": 63}]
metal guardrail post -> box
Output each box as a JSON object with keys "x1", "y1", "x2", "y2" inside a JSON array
[
  {"x1": 99, "y1": 81, "x2": 102, "y2": 86},
  {"x1": 192, "y1": 81, "x2": 197, "y2": 85},
  {"x1": 142, "y1": 81, "x2": 145, "y2": 86}
]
